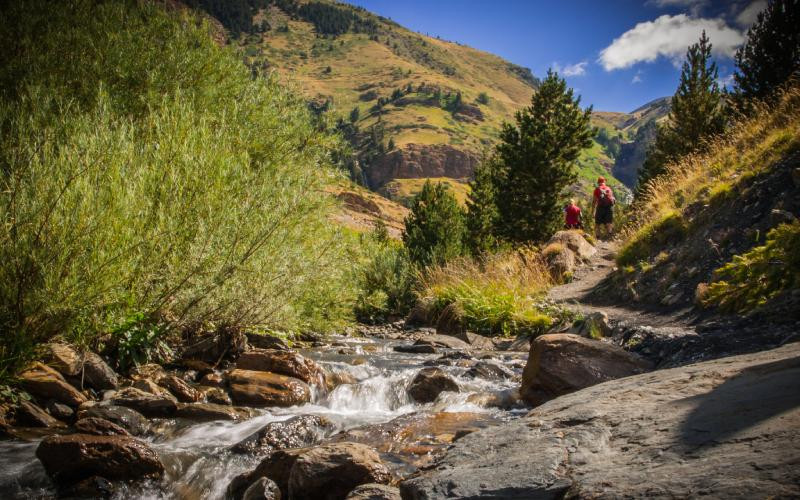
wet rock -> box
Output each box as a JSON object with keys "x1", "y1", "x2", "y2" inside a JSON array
[
  {"x1": 466, "y1": 389, "x2": 520, "y2": 410},
  {"x1": 231, "y1": 415, "x2": 334, "y2": 455},
  {"x1": 59, "y1": 475, "x2": 116, "y2": 499},
  {"x1": 200, "y1": 386, "x2": 233, "y2": 405},
  {"x1": 326, "y1": 370, "x2": 358, "y2": 391},
  {"x1": 401, "y1": 343, "x2": 800, "y2": 499},
  {"x1": 81, "y1": 352, "x2": 119, "y2": 390},
  {"x1": 226, "y1": 369, "x2": 311, "y2": 408},
  {"x1": 521, "y1": 333, "x2": 653, "y2": 406},
  {"x1": 174, "y1": 402, "x2": 253, "y2": 421},
  {"x1": 177, "y1": 359, "x2": 215, "y2": 376},
  {"x1": 246, "y1": 333, "x2": 290, "y2": 351},
  {"x1": 159, "y1": 374, "x2": 202, "y2": 403},
  {"x1": 80, "y1": 405, "x2": 148, "y2": 436},
  {"x1": 288, "y1": 442, "x2": 392, "y2": 500},
  {"x1": 407, "y1": 367, "x2": 459, "y2": 403},
  {"x1": 36, "y1": 433, "x2": 164, "y2": 487},
  {"x1": 393, "y1": 344, "x2": 437, "y2": 354},
  {"x1": 129, "y1": 363, "x2": 167, "y2": 381},
  {"x1": 15, "y1": 400, "x2": 66, "y2": 428},
  {"x1": 465, "y1": 360, "x2": 514, "y2": 380},
  {"x1": 181, "y1": 327, "x2": 247, "y2": 364},
  {"x1": 44, "y1": 343, "x2": 82, "y2": 377},
  {"x1": 200, "y1": 372, "x2": 225, "y2": 388},
  {"x1": 345, "y1": 483, "x2": 401, "y2": 500},
  {"x1": 75, "y1": 417, "x2": 130, "y2": 436},
  {"x1": 46, "y1": 401, "x2": 75, "y2": 421},
  {"x1": 133, "y1": 378, "x2": 176, "y2": 400},
  {"x1": 236, "y1": 349, "x2": 326, "y2": 388},
  {"x1": 494, "y1": 335, "x2": 531, "y2": 352},
  {"x1": 111, "y1": 387, "x2": 178, "y2": 417},
  {"x1": 19, "y1": 362, "x2": 87, "y2": 407},
  {"x1": 228, "y1": 448, "x2": 308, "y2": 500},
  {"x1": 242, "y1": 477, "x2": 282, "y2": 500},
  {"x1": 414, "y1": 335, "x2": 470, "y2": 350}
]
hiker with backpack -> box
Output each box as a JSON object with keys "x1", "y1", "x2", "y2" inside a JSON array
[
  {"x1": 592, "y1": 176, "x2": 615, "y2": 239},
  {"x1": 564, "y1": 199, "x2": 583, "y2": 229}
]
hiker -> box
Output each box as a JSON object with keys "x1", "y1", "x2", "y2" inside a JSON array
[
  {"x1": 592, "y1": 177, "x2": 615, "y2": 239},
  {"x1": 564, "y1": 199, "x2": 583, "y2": 229}
]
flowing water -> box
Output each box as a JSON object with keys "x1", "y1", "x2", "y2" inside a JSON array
[{"x1": 0, "y1": 335, "x2": 527, "y2": 499}]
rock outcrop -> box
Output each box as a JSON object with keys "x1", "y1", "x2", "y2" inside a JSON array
[
  {"x1": 231, "y1": 415, "x2": 333, "y2": 455},
  {"x1": 36, "y1": 433, "x2": 164, "y2": 487},
  {"x1": 520, "y1": 333, "x2": 652, "y2": 406},
  {"x1": 366, "y1": 144, "x2": 478, "y2": 189},
  {"x1": 401, "y1": 343, "x2": 800, "y2": 498}
]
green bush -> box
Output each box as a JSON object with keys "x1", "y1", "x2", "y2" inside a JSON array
[
  {"x1": 703, "y1": 221, "x2": 800, "y2": 313},
  {"x1": 0, "y1": 0, "x2": 359, "y2": 375},
  {"x1": 617, "y1": 212, "x2": 687, "y2": 267},
  {"x1": 403, "y1": 181, "x2": 467, "y2": 267}
]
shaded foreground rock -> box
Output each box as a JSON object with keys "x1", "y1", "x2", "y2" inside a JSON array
[
  {"x1": 75, "y1": 417, "x2": 130, "y2": 436},
  {"x1": 401, "y1": 343, "x2": 800, "y2": 498},
  {"x1": 19, "y1": 363, "x2": 87, "y2": 407},
  {"x1": 111, "y1": 387, "x2": 178, "y2": 417},
  {"x1": 231, "y1": 415, "x2": 333, "y2": 455},
  {"x1": 14, "y1": 400, "x2": 66, "y2": 428},
  {"x1": 175, "y1": 402, "x2": 253, "y2": 421},
  {"x1": 346, "y1": 483, "x2": 401, "y2": 500},
  {"x1": 407, "y1": 367, "x2": 458, "y2": 403},
  {"x1": 36, "y1": 433, "x2": 164, "y2": 487},
  {"x1": 521, "y1": 333, "x2": 652, "y2": 406},
  {"x1": 228, "y1": 448, "x2": 307, "y2": 500},
  {"x1": 227, "y1": 369, "x2": 311, "y2": 407},
  {"x1": 242, "y1": 476, "x2": 282, "y2": 500},
  {"x1": 237, "y1": 349, "x2": 326, "y2": 388},
  {"x1": 80, "y1": 405, "x2": 149, "y2": 436}
]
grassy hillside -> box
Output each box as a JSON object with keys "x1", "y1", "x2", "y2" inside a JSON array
[{"x1": 603, "y1": 86, "x2": 799, "y2": 320}]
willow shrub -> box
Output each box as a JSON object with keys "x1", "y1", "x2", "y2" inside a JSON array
[{"x1": 0, "y1": 1, "x2": 359, "y2": 375}]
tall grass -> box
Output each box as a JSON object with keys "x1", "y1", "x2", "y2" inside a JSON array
[
  {"x1": 622, "y1": 84, "x2": 800, "y2": 243},
  {"x1": 0, "y1": 1, "x2": 361, "y2": 375},
  {"x1": 417, "y1": 249, "x2": 569, "y2": 337}
]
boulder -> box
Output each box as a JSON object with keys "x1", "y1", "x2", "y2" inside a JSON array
[
  {"x1": 19, "y1": 363, "x2": 87, "y2": 407},
  {"x1": 81, "y1": 352, "x2": 119, "y2": 390},
  {"x1": 288, "y1": 443, "x2": 392, "y2": 500},
  {"x1": 326, "y1": 370, "x2": 358, "y2": 391},
  {"x1": 177, "y1": 359, "x2": 215, "y2": 375},
  {"x1": 228, "y1": 448, "x2": 308, "y2": 500},
  {"x1": 80, "y1": 405, "x2": 148, "y2": 436},
  {"x1": 14, "y1": 400, "x2": 66, "y2": 428},
  {"x1": 36, "y1": 433, "x2": 164, "y2": 487},
  {"x1": 58, "y1": 475, "x2": 116, "y2": 498},
  {"x1": 465, "y1": 389, "x2": 520, "y2": 410},
  {"x1": 236, "y1": 349, "x2": 326, "y2": 388},
  {"x1": 345, "y1": 483, "x2": 401, "y2": 500},
  {"x1": 544, "y1": 243, "x2": 577, "y2": 278},
  {"x1": 465, "y1": 360, "x2": 514, "y2": 380},
  {"x1": 129, "y1": 363, "x2": 167, "y2": 381},
  {"x1": 111, "y1": 387, "x2": 178, "y2": 417},
  {"x1": 400, "y1": 343, "x2": 800, "y2": 499},
  {"x1": 181, "y1": 327, "x2": 247, "y2": 364},
  {"x1": 414, "y1": 335, "x2": 470, "y2": 350},
  {"x1": 242, "y1": 477, "x2": 282, "y2": 500},
  {"x1": 44, "y1": 343, "x2": 82, "y2": 377},
  {"x1": 407, "y1": 367, "x2": 459, "y2": 403},
  {"x1": 226, "y1": 369, "x2": 311, "y2": 408},
  {"x1": 200, "y1": 372, "x2": 225, "y2": 388},
  {"x1": 547, "y1": 230, "x2": 597, "y2": 260},
  {"x1": 200, "y1": 386, "x2": 232, "y2": 405},
  {"x1": 569, "y1": 311, "x2": 613, "y2": 339},
  {"x1": 133, "y1": 378, "x2": 176, "y2": 400},
  {"x1": 393, "y1": 344, "x2": 437, "y2": 354},
  {"x1": 75, "y1": 417, "x2": 130, "y2": 436},
  {"x1": 231, "y1": 415, "x2": 334, "y2": 455},
  {"x1": 46, "y1": 401, "x2": 75, "y2": 421},
  {"x1": 246, "y1": 333, "x2": 290, "y2": 351},
  {"x1": 521, "y1": 333, "x2": 653, "y2": 406},
  {"x1": 174, "y1": 402, "x2": 253, "y2": 421},
  {"x1": 159, "y1": 374, "x2": 202, "y2": 403}
]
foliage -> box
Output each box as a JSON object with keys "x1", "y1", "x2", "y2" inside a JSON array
[
  {"x1": 493, "y1": 70, "x2": 593, "y2": 242},
  {"x1": 183, "y1": 0, "x2": 272, "y2": 36},
  {"x1": 297, "y1": 2, "x2": 378, "y2": 37},
  {"x1": 703, "y1": 222, "x2": 800, "y2": 312},
  {"x1": 465, "y1": 155, "x2": 501, "y2": 254},
  {"x1": 354, "y1": 225, "x2": 417, "y2": 323},
  {"x1": 476, "y1": 92, "x2": 490, "y2": 105},
  {"x1": 402, "y1": 181, "x2": 467, "y2": 267},
  {"x1": 617, "y1": 212, "x2": 687, "y2": 267},
  {"x1": 733, "y1": 0, "x2": 800, "y2": 105},
  {"x1": 109, "y1": 313, "x2": 171, "y2": 372},
  {"x1": 418, "y1": 249, "x2": 569, "y2": 337},
  {"x1": 0, "y1": 0, "x2": 360, "y2": 374},
  {"x1": 637, "y1": 32, "x2": 726, "y2": 192}
]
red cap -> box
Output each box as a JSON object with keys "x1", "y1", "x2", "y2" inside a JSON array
[{"x1": 597, "y1": 176, "x2": 606, "y2": 184}]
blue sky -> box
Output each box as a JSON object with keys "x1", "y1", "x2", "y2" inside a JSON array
[{"x1": 343, "y1": 0, "x2": 766, "y2": 112}]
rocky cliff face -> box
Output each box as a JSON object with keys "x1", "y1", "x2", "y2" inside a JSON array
[{"x1": 365, "y1": 144, "x2": 479, "y2": 190}]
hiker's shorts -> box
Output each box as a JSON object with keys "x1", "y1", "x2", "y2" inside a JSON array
[{"x1": 595, "y1": 205, "x2": 613, "y2": 225}]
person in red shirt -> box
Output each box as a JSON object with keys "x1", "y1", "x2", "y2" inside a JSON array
[
  {"x1": 564, "y1": 199, "x2": 582, "y2": 229},
  {"x1": 592, "y1": 177, "x2": 615, "y2": 239}
]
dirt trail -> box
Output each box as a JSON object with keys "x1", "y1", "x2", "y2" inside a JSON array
[{"x1": 547, "y1": 240, "x2": 697, "y2": 331}]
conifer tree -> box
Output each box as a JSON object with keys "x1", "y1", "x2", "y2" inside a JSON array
[
  {"x1": 402, "y1": 181, "x2": 466, "y2": 267},
  {"x1": 733, "y1": 0, "x2": 800, "y2": 105},
  {"x1": 637, "y1": 31, "x2": 725, "y2": 191},
  {"x1": 493, "y1": 70, "x2": 593, "y2": 243},
  {"x1": 465, "y1": 155, "x2": 500, "y2": 254}
]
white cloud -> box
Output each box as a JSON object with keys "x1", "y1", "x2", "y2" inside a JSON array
[
  {"x1": 553, "y1": 61, "x2": 588, "y2": 77},
  {"x1": 718, "y1": 73, "x2": 735, "y2": 88},
  {"x1": 599, "y1": 14, "x2": 745, "y2": 71},
  {"x1": 649, "y1": 0, "x2": 709, "y2": 16},
  {"x1": 736, "y1": 0, "x2": 767, "y2": 27},
  {"x1": 632, "y1": 71, "x2": 643, "y2": 84}
]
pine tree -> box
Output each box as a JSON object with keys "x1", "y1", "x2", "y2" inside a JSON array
[
  {"x1": 637, "y1": 31, "x2": 725, "y2": 191},
  {"x1": 493, "y1": 70, "x2": 593, "y2": 243},
  {"x1": 349, "y1": 106, "x2": 360, "y2": 123},
  {"x1": 465, "y1": 155, "x2": 500, "y2": 254},
  {"x1": 733, "y1": 0, "x2": 800, "y2": 105},
  {"x1": 402, "y1": 181, "x2": 466, "y2": 267}
]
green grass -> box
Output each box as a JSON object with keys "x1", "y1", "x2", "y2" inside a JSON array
[{"x1": 617, "y1": 212, "x2": 687, "y2": 267}]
